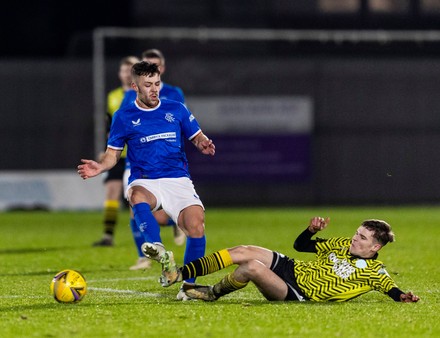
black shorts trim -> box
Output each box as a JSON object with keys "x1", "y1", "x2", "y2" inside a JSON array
[
  {"x1": 270, "y1": 252, "x2": 308, "y2": 301},
  {"x1": 104, "y1": 158, "x2": 126, "y2": 183}
]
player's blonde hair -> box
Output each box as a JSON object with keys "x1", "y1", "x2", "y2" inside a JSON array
[
  {"x1": 120, "y1": 56, "x2": 139, "y2": 66},
  {"x1": 141, "y1": 49, "x2": 165, "y2": 65}
]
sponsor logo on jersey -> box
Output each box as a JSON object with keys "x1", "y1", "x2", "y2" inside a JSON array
[
  {"x1": 189, "y1": 114, "x2": 195, "y2": 122},
  {"x1": 132, "y1": 118, "x2": 141, "y2": 127},
  {"x1": 329, "y1": 252, "x2": 355, "y2": 279},
  {"x1": 140, "y1": 132, "x2": 177, "y2": 143}
]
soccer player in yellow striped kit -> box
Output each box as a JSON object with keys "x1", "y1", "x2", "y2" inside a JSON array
[{"x1": 159, "y1": 217, "x2": 420, "y2": 302}]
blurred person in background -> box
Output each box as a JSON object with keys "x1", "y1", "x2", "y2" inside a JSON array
[{"x1": 93, "y1": 56, "x2": 139, "y2": 247}]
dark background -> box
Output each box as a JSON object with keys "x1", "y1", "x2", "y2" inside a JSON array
[
  {"x1": 2, "y1": 0, "x2": 440, "y2": 206},
  {"x1": 4, "y1": 0, "x2": 440, "y2": 58}
]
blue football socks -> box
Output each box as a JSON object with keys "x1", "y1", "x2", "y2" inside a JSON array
[
  {"x1": 132, "y1": 203, "x2": 162, "y2": 244},
  {"x1": 184, "y1": 236, "x2": 206, "y2": 283},
  {"x1": 129, "y1": 217, "x2": 144, "y2": 257}
]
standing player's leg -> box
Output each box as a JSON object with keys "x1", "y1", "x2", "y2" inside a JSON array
[
  {"x1": 128, "y1": 185, "x2": 165, "y2": 260},
  {"x1": 128, "y1": 207, "x2": 151, "y2": 270},
  {"x1": 93, "y1": 179, "x2": 122, "y2": 246},
  {"x1": 176, "y1": 205, "x2": 206, "y2": 299},
  {"x1": 128, "y1": 208, "x2": 185, "y2": 270},
  {"x1": 93, "y1": 158, "x2": 126, "y2": 247}
]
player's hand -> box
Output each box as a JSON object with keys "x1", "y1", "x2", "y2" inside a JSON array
[
  {"x1": 400, "y1": 292, "x2": 420, "y2": 303},
  {"x1": 308, "y1": 217, "x2": 330, "y2": 233},
  {"x1": 77, "y1": 159, "x2": 102, "y2": 180},
  {"x1": 198, "y1": 139, "x2": 216, "y2": 156}
]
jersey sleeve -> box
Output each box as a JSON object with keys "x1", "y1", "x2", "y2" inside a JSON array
[
  {"x1": 293, "y1": 228, "x2": 318, "y2": 253},
  {"x1": 179, "y1": 104, "x2": 201, "y2": 140},
  {"x1": 107, "y1": 111, "x2": 126, "y2": 150},
  {"x1": 369, "y1": 265, "x2": 399, "y2": 294}
]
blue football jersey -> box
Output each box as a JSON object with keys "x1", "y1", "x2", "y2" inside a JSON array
[
  {"x1": 108, "y1": 99, "x2": 201, "y2": 182},
  {"x1": 119, "y1": 89, "x2": 136, "y2": 109},
  {"x1": 160, "y1": 83, "x2": 185, "y2": 103}
]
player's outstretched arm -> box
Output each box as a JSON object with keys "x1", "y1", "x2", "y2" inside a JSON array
[
  {"x1": 191, "y1": 131, "x2": 215, "y2": 156},
  {"x1": 77, "y1": 148, "x2": 121, "y2": 180}
]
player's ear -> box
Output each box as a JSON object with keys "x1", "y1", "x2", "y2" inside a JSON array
[
  {"x1": 131, "y1": 81, "x2": 138, "y2": 91},
  {"x1": 372, "y1": 243, "x2": 382, "y2": 252}
]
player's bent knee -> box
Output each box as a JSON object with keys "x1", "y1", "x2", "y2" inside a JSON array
[
  {"x1": 184, "y1": 222, "x2": 205, "y2": 237},
  {"x1": 237, "y1": 260, "x2": 267, "y2": 280}
]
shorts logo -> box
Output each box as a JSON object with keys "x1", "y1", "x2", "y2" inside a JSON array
[
  {"x1": 140, "y1": 132, "x2": 176, "y2": 143},
  {"x1": 132, "y1": 118, "x2": 141, "y2": 127},
  {"x1": 165, "y1": 113, "x2": 175, "y2": 123}
]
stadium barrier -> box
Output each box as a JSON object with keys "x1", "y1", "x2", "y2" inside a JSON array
[{"x1": 0, "y1": 171, "x2": 104, "y2": 211}]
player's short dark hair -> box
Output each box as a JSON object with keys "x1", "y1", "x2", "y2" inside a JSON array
[
  {"x1": 361, "y1": 219, "x2": 395, "y2": 246},
  {"x1": 141, "y1": 48, "x2": 165, "y2": 64},
  {"x1": 131, "y1": 61, "x2": 161, "y2": 78}
]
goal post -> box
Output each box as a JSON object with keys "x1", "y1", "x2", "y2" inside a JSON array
[{"x1": 92, "y1": 27, "x2": 440, "y2": 156}]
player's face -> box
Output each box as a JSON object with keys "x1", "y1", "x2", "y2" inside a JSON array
[
  {"x1": 349, "y1": 226, "x2": 381, "y2": 258},
  {"x1": 133, "y1": 73, "x2": 161, "y2": 108},
  {"x1": 119, "y1": 64, "x2": 133, "y2": 87}
]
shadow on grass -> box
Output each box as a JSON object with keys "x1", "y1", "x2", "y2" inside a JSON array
[
  {"x1": 0, "y1": 301, "x2": 141, "y2": 313},
  {"x1": 0, "y1": 247, "x2": 72, "y2": 255},
  {"x1": 0, "y1": 267, "x2": 130, "y2": 277}
]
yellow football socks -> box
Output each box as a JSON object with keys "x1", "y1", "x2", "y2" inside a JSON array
[
  {"x1": 213, "y1": 272, "x2": 248, "y2": 298},
  {"x1": 182, "y1": 249, "x2": 233, "y2": 280},
  {"x1": 103, "y1": 200, "x2": 119, "y2": 235}
]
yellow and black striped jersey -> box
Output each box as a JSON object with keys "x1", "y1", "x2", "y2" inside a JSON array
[
  {"x1": 107, "y1": 87, "x2": 125, "y2": 116},
  {"x1": 107, "y1": 87, "x2": 127, "y2": 158},
  {"x1": 294, "y1": 237, "x2": 398, "y2": 302}
]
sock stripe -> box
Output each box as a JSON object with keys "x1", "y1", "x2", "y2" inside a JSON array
[
  {"x1": 181, "y1": 249, "x2": 234, "y2": 281},
  {"x1": 213, "y1": 272, "x2": 248, "y2": 298}
]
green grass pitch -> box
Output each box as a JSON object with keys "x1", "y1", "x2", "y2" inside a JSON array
[{"x1": 0, "y1": 207, "x2": 439, "y2": 337}]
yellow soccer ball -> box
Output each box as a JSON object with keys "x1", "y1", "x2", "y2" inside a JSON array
[{"x1": 50, "y1": 269, "x2": 87, "y2": 303}]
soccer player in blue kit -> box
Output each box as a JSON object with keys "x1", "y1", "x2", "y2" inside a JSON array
[
  {"x1": 78, "y1": 61, "x2": 215, "y2": 299},
  {"x1": 123, "y1": 49, "x2": 187, "y2": 270}
]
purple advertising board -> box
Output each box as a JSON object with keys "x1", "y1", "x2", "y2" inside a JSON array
[{"x1": 185, "y1": 96, "x2": 313, "y2": 183}]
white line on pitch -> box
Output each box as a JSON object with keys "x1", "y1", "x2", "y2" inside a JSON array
[
  {"x1": 87, "y1": 276, "x2": 157, "y2": 283},
  {"x1": 88, "y1": 287, "x2": 162, "y2": 297}
]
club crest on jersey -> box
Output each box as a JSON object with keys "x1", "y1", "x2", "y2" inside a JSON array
[
  {"x1": 165, "y1": 113, "x2": 175, "y2": 123},
  {"x1": 132, "y1": 118, "x2": 141, "y2": 127}
]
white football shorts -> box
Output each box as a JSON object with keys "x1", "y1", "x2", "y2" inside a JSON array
[{"x1": 126, "y1": 176, "x2": 204, "y2": 224}]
